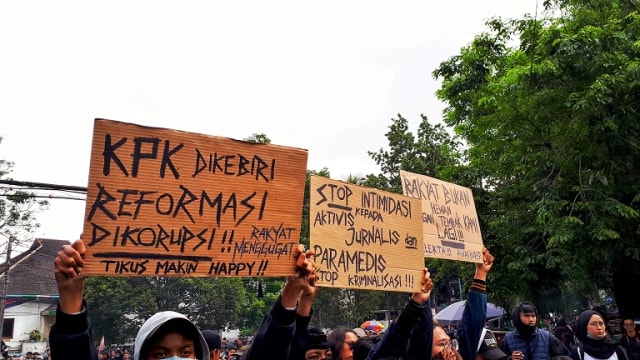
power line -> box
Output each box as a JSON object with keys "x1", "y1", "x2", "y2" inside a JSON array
[{"x1": 0, "y1": 179, "x2": 87, "y2": 193}]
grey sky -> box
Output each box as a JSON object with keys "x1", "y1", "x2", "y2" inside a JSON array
[{"x1": 0, "y1": 0, "x2": 538, "y2": 242}]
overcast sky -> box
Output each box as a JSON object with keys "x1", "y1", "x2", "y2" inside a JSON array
[{"x1": 0, "y1": 1, "x2": 537, "y2": 244}]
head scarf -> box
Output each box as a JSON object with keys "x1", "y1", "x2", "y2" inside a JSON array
[{"x1": 575, "y1": 310, "x2": 618, "y2": 359}]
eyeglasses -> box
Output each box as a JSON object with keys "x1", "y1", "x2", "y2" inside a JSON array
[
  {"x1": 345, "y1": 341, "x2": 356, "y2": 350},
  {"x1": 438, "y1": 339, "x2": 459, "y2": 351},
  {"x1": 588, "y1": 321, "x2": 606, "y2": 327}
]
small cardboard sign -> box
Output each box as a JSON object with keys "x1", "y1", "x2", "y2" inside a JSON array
[
  {"x1": 309, "y1": 175, "x2": 424, "y2": 293},
  {"x1": 81, "y1": 119, "x2": 308, "y2": 277},
  {"x1": 399, "y1": 170, "x2": 483, "y2": 263}
]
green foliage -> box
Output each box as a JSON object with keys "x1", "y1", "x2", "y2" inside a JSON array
[
  {"x1": 243, "y1": 133, "x2": 271, "y2": 144},
  {"x1": 433, "y1": 0, "x2": 640, "y2": 316},
  {"x1": 0, "y1": 138, "x2": 49, "y2": 249},
  {"x1": 364, "y1": 114, "x2": 464, "y2": 193},
  {"x1": 84, "y1": 276, "x2": 250, "y2": 344},
  {"x1": 28, "y1": 329, "x2": 42, "y2": 341}
]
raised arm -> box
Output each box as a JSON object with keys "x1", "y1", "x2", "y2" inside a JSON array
[
  {"x1": 457, "y1": 247, "x2": 495, "y2": 360},
  {"x1": 53, "y1": 240, "x2": 86, "y2": 312},
  {"x1": 49, "y1": 239, "x2": 97, "y2": 360},
  {"x1": 367, "y1": 268, "x2": 433, "y2": 360},
  {"x1": 243, "y1": 245, "x2": 318, "y2": 360}
]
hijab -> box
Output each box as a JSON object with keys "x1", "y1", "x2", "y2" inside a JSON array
[{"x1": 575, "y1": 310, "x2": 618, "y2": 359}]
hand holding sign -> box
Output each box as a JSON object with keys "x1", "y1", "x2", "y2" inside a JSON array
[
  {"x1": 410, "y1": 268, "x2": 434, "y2": 305},
  {"x1": 54, "y1": 239, "x2": 87, "y2": 314},
  {"x1": 292, "y1": 244, "x2": 319, "y2": 293}
]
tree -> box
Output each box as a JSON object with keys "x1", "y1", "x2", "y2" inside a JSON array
[
  {"x1": 0, "y1": 138, "x2": 51, "y2": 346},
  {"x1": 363, "y1": 114, "x2": 488, "y2": 310},
  {"x1": 0, "y1": 137, "x2": 49, "y2": 253},
  {"x1": 433, "y1": 0, "x2": 640, "y2": 316},
  {"x1": 84, "y1": 276, "x2": 251, "y2": 344},
  {"x1": 84, "y1": 277, "x2": 157, "y2": 344},
  {"x1": 364, "y1": 114, "x2": 464, "y2": 193}
]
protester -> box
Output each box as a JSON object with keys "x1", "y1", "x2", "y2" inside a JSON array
[
  {"x1": 501, "y1": 302, "x2": 569, "y2": 360},
  {"x1": 288, "y1": 260, "x2": 330, "y2": 360},
  {"x1": 554, "y1": 317, "x2": 576, "y2": 350},
  {"x1": 570, "y1": 310, "x2": 628, "y2": 360},
  {"x1": 328, "y1": 327, "x2": 359, "y2": 360},
  {"x1": 291, "y1": 327, "x2": 331, "y2": 360},
  {"x1": 401, "y1": 248, "x2": 504, "y2": 360},
  {"x1": 621, "y1": 319, "x2": 640, "y2": 360},
  {"x1": 352, "y1": 335, "x2": 381, "y2": 360},
  {"x1": 201, "y1": 330, "x2": 222, "y2": 360},
  {"x1": 448, "y1": 248, "x2": 505, "y2": 360},
  {"x1": 241, "y1": 244, "x2": 319, "y2": 360},
  {"x1": 366, "y1": 267, "x2": 434, "y2": 360},
  {"x1": 48, "y1": 239, "x2": 209, "y2": 360}
]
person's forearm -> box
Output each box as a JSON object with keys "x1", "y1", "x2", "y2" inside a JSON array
[
  {"x1": 474, "y1": 267, "x2": 488, "y2": 282},
  {"x1": 297, "y1": 294, "x2": 313, "y2": 316},
  {"x1": 280, "y1": 281, "x2": 301, "y2": 309},
  {"x1": 59, "y1": 286, "x2": 84, "y2": 314}
]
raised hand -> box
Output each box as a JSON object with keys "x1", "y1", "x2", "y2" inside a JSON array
[
  {"x1": 475, "y1": 247, "x2": 494, "y2": 281},
  {"x1": 411, "y1": 268, "x2": 433, "y2": 305},
  {"x1": 54, "y1": 240, "x2": 87, "y2": 313},
  {"x1": 282, "y1": 245, "x2": 319, "y2": 308}
]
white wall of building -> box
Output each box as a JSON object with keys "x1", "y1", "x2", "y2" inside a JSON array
[{"x1": 3, "y1": 301, "x2": 54, "y2": 354}]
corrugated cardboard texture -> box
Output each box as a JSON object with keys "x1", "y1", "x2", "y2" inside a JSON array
[
  {"x1": 400, "y1": 170, "x2": 484, "y2": 263},
  {"x1": 81, "y1": 119, "x2": 308, "y2": 277},
  {"x1": 309, "y1": 175, "x2": 424, "y2": 293}
]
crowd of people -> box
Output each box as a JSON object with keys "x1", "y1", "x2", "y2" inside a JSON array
[
  {"x1": 48, "y1": 239, "x2": 639, "y2": 360},
  {"x1": 5, "y1": 350, "x2": 49, "y2": 360}
]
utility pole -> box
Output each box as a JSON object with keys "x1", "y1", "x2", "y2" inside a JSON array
[{"x1": 0, "y1": 236, "x2": 12, "y2": 359}]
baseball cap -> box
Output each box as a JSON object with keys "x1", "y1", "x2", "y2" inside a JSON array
[{"x1": 477, "y1": 329, "x2": 507, "y2": 360}]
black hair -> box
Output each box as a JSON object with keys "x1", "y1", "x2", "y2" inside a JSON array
[
  {"x1": 513, "y1": 302, "x2": 538, "y2": 317},
  {"x1": 327, "y1": 327, "x2": 358, "y2": 360},
  {"x1": 352, "y1": 335, "x2": 382, "y2": 360},
  {"x1": 511, "y1": 302, "x2": 538, "y2": 338}
]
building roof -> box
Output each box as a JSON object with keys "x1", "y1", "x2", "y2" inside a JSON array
[{"x1": 0, "y1": 238, "x2": 70, "y2": 297}]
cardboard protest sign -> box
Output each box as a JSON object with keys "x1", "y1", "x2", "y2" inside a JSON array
[
  {"x1": 81, "y1": 119, "x2": 308, "y2": 277},
  {"x1": 309, "y1": 175, "x2": 424, "y2": 293},
  {"x1": 399, "y1": 170, "x2": 483, "y2": 263}
]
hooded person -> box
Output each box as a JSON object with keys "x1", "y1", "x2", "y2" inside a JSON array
[
  {"x1": 133, "y1": 311, "x2": 209, "y2": 360},
  {"x1": 288, "y1": 325, "x2": 331, "y2": 360},
  {"x1": 201, "y1": 330, "x2": 222, "y2": 360},
  {"x1": 48, "y1": 240, "x2": 210, "y2": 360},
  {"x1": 501, "y1": 302, "x2": 569, "y2": 360},
  {"x1": 570, "y1": 310, "x2": 628, "y2": 360}
]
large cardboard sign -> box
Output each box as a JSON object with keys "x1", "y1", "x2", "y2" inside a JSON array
[
  {"x1": 400, "y1": 170, "x2": 483, "y2": 263},
  {"x1": 309, "y1": 175, "x2": 424, "y2": 293},
  {"x1": 81, "y1": 119, "x2": 308, "y2": 276}
]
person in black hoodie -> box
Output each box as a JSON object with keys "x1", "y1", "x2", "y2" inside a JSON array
[
  {"x1": 554, "y1": 317, "x2": 575, "y2": 351},
  {"x1": 49, "y1": 239, "x2": 209, "y2": 360},
  {"x1": 501, "y1": 302, "x2": 569, "y2": 360}
]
